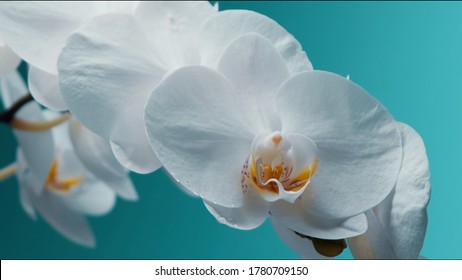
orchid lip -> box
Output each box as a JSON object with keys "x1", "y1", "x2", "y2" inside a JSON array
[{"x1": 241, "y1": 131, "x2": 318, "y2": 204}]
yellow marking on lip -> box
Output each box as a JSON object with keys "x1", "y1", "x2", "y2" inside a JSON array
[
  {"x1": 45, "y1": 158, "x2": 58, "y2": 185},
  {"x1": 250, "y1": 155, "x2": 257, "y2": 178},
  {"x1": 45, "y1": 158, "x2": 82, "y2": 193},
  {"x1": 287, "y1": 158, "x2": 318, "y2": 191},
  {"x1": 272, "y1": 165, "x2": 283, "y2": 180},
  {"x1": 247, "y1": 157, "x2": 318, "y2": 194}
]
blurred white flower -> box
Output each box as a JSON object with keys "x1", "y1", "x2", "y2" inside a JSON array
[
  {"x1": 1, "y1": 71, "x2": 136, "y2": 246},
  {"x1": 144, "y1": 33, "x2": 409, "y2": 257}
]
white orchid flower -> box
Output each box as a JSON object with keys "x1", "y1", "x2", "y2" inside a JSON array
[
  {"x1": 1, "y1": 71, "x2": 136, "y2": 246},
  {"x1": 348, "y1": 122, "x2": 431, "y2": 259},
  {"x1": 0, "y1": 35, "x2": 21, "y2": 75},
  {"x1": 0, "y1": 1, "x2": 140, "y2": 111},
  {"x1": 144, "y1": 33, "x2": 406, "y2": 257},
  {"x1": 56, "y1": 6, "x2": 310, "y2": 174}
]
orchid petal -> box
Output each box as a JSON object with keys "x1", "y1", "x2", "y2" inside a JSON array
[
  {"x1": 270, "y1": 217, "x2": 329, "y2": 259},
  {"x1": 92, "y1": 1, "x2": 139, "y2": 14},
  {"x1": 110, "y1": 141, "x2": 162, "y2": 175},
  {"x1": 0, "y1": 40, "x2": 21, "y2": 75},
  {"x1": 16, "y1": 149, "x2": 36, "y2": 221},
  {"x1": 218, "y1": 33, "x2": 290, "y2": 99},
  {"x1": 18, "y1": 176, "x2": 37, "y2": 220},
  {"x1": 350, "y1": 123, "x2": 430, "y2": 259},
  {"x1": 1, "y1": 71, "x2": 54, "y2": 194},
  {"x1": 135, "y1": 1, "x2": 216, "y2": 68},
  {"x1": 59, "y1": 175, "x2": 116, "y2": 216},
  {"x1": 0, "y1": 2, "x2": 99, "y2": 73},
  {"x1": 29, "y1": 189, "x2": 95, "y2": 247},
  {"x1": 270, "y1": 199, "x2": 367, "y2": 239},
  {"x1": 217, "y1": 33, "x2": 290, "y2": 131},
  {"x1": 69, "y1": 119, "x2": 137, "y2": 200},
  {"x1": 199, "y1": 10, "x2": 312, "y2": 73},
  {"x1": 145, "y1": 66, "x2": 257, "y2": 207},
  {"x1": 203, "y1": 184, "x2": 269, "y2": 230},
  {"x1": 276, "y1": 71, "x2": 402, "y2": 219},
  {"x1": 380, "y1": 123, "x2": 430, "y2": 258},
  {"x1": 28, "y1": 66, "x2": 67, "y2": 111},
  {"x1": 42, "y1": 110, "x2": 73, "y2": 150},
  {"x1": 58, "y1": 13, "x2": 165, "y2": 174}
]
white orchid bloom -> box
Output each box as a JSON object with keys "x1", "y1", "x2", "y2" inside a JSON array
[
  {"x1": 348, "y1": 122, "x2": 431, "y2": 259},
  {"x1": 0, "y1": 1, "x2": 139, "y2": 111},
  {"x1": 1, "y1": 71, "x2": 136, "y2": 246},
  {"x1": 56, "y1": 6, "x2": 310, "y2": 174},
  {"x1": 0, "y1": 35, "x2": 21, "y2": 75},
  {"x1": 144, "y1": 33, "x2": 406, "y2": 257}
]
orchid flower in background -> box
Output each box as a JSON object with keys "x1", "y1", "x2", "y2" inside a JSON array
[
  {"x1": 0, "y1": 1, "x2": 218, "y2": 174},
  {"x1": 0, "y1": 71, "x2": 137, "y2": 246},
  {"x1": 143, "y1": 32, "x2": 430, "y2": 258},
  {"x1": 0, "y1": 0, "x2": 147, "y2": 172}
]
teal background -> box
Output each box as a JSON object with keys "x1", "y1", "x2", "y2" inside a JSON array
[{"x1": 0, "y1": 1, "x2": 461, "y2": 259}]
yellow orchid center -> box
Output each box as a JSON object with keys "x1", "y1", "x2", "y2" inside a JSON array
[
  {"x1": 247, "y1": 156, "x2": 318, "y2": 195},
  {"x1": 45, "y1": 158, "x2": 82, "y2": 193},
  {"x1": 241, "y1": 131, "x2": 318, "y2": 203}
]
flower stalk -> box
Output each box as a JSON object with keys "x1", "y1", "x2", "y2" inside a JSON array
[
  {"x1": 0, "y1": 163, "x2": 16, "y2": 181},
  {"x1": 1, "y1": 92, "x2": 72, "y2": 131},
  {"x1": 9, "y1": 112, "x2": 71, "y2": 132},
  {"x1": 0, "y1": 93, "x2": 33, "y2": 123}
]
